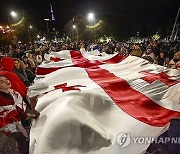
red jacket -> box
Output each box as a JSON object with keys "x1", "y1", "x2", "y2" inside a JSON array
[
  {"x1": 0, "y1": 57, "x2": 27, "y2": 97},
  {"x1": 0, "y1": 90, "x2": 27, "y2": 136}
]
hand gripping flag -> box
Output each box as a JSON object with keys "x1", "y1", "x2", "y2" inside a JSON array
[{"x1": 29, "y1": 50, "x2": 180, "y2": 154}]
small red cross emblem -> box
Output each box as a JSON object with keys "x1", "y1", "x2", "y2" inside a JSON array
[
  {"x1": 140, "y1": 71, "x2": 179, "y2": 87},
  {"x1": 54, "y1": 83, "x2": 86, "y2": 92}
]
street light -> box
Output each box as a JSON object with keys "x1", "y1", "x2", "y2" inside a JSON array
[
  {"x1": 87, "y1": 13, "x2": 95, "y2": 22},
  {"x1": 10, "y1": 11, "x2": 17, "y2": 18},
  {"x1": 29, "y1": 25, "x2": 33, "y2": 29},
  {"x1": 44, "y1": 19, "x2": 50, "y2": 41},
  {"x1": 87, "y1": 12, "x2": 96, "y2": 40},
  {"x1": 72, "y1": 24, "x2": 78, "y2": 42},
  {"x1": 8, "y1": 11, "x2": 17, "y2": 43},
  {"x1": 72, "y1": 25, "x2": 76, "y2": 29},
  {"x1": 44, "y1": 18, "x2": 50, "y2": 33},
  {"x1": 28, "y1": 25, "x2": 33, "y2": 42}
]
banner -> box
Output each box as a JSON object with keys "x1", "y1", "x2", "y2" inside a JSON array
[{"x1": 29, "y1": 50, "x2": 180, "y2": 154}]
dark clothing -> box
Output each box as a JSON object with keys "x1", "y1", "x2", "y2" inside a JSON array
[
  {"x1": 146, "y1": 119, "x2": 180, "y2": 154},
  {"x1": 25, "y1": 69, "x2": 35, "y2": 84},
  {"x1": 9, "y1": 132, "x2": 29, "y2": 154},
  {"x1": 14, "y1": 68, "x2": 30, "y2": 87},
  {"x1": 158, "y1": 58, "x2": 165, "y2": 66}
]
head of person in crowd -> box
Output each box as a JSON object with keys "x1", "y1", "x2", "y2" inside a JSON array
[
  {"x1": 14, "y1": 58, "x2": 21, "y2": 70},
  {"x1": 158, "y1": 52, "x2": 165, "y2": 66},
  {"x1": 145, "y1": 46, "x2": 153, "y2": 54},
  {"x1": 114, "y1": 47, "x2": 119, "y2": 53},
  {"x1": 61, "y1": 44, "x2": 67, "y2": 50},
  {"x1": 131, "y1": 44, "x2": 135, "y2": 50},
  {"x1": 0, "y1": 75, "x2": 11, "y2": 93},
  {"x1": 159, "y1": 52, "x2": 165, "y2": 59},
  {"x1": 125, "y1": 48, "x2": 130, "y2": 56},
  {"x1": 26, "y1": 52, "x2": 36, "y2": 70},
  {"x1": 173, "y1": 51, "x2": 180, "y2": 62},
  {"x1": 169, "y1": 51, "x2": 180, "y2": 69},
  {"x1": 0, "y1": 57, "x2": 27, "y2": 97},
  {"x1": 13, "y1": 58, "x2": 31, "y2": 87},
  {"x1": 19, "y1": 59, "x2": 27, "y2": 71},
  {"x1": 164, "y1": 58, "x2": 170, "y2": 67},
  {"x1": 26, "y1": 52, "x2": 33, "y2": 59},
  {"x1": 22, "y1": 55, "x2": 28, "y2": 63},
  {"x1": 134, "y1": 43, "x2": 141, "y2": 50},
  {"x1": 131, "y1": 44, "x2": 142, "y2": 57}
]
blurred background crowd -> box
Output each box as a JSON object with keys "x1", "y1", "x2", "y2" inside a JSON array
[{"x1": 0, "y1": 38, "x2": 179, "y2": 88}]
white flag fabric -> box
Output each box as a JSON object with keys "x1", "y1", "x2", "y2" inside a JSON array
[{"x1": 29, "y1": 50, "x2": 180, "y2": 154}]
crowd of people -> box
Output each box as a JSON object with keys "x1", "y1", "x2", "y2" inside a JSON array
[
  {"x1": 0, "y1": 37, "x2": 179, "y2": 153},
  {"x1": 0, "y1": 38, "x2": 180, "y2": 75}
]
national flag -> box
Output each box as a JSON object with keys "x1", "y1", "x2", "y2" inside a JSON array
[{"x1": 29, "y1": 50, "x2": 180, "y2": 154}]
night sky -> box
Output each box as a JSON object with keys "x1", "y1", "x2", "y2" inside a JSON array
[{"x1": 0, "y1": 0, "x2": 179, "y2": 39}]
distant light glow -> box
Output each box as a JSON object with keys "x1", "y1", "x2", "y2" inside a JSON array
[
  {"x1": 86, "y1": 20, "x2": 103, "y2": 29},
  {"x1": 12, "y1": 17, "x2": 25, "y2": 27},
  {"x1": 87, "y1": 13, "x2": 94, "y2": 21},
  {"x1": 44, "y1": 19, "x2": 50, "y2": 21},
  {"x1": 11, "y1": 11, "x2": 17, "y2": 17},
  {"x1": 72, "y1": 25, "x2": 76, "y2": 29},
  {"x1": 152, "y1": 34, "x2": 160, "y2": 41},
  {"x1": 29, "y1": 25, "x2": 33, "y2": 29}
]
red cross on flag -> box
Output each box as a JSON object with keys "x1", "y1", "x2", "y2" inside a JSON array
[{"x1": 29, "y1": 50, "x2": 180, "y2": 154}]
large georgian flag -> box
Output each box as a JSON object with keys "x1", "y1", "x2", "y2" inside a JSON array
[{"x1": 29, "y1": 50, "x2": 180, "y2": 154}]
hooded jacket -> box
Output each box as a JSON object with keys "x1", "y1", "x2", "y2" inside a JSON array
[{"x1": 0, "y1": 57, "x2": 27, "y2": 97}]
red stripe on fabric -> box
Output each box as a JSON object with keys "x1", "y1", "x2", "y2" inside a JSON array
[
  {"x1": 103, "y1": 54, "x2": 127, "y2": 64},
  {"x1": 70, "y1": 50, "x2": 180, "y2": 127},
  {"x1": 36, "y1": 52, "x2": 126, "y2": 75},
  {"x1": 50, "y1": 57, "x2": 64, "y2": 62},
  {"x1": 36, "y1": 67, "x2": 61, "y2": 75},
  {"x1": 0, "y1": 110, "x2": 20, "y2": 128},
  {"x1": 85, "y1": 54, "x2": 126, "y2": 65}
]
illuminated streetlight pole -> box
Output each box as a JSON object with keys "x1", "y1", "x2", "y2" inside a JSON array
[
  {"x1": 44, "y1": 19, "x2": 50, "y2": 33},
  {"x1": 28, "y1": 25, "x2": 33, "y2": 42},
  {"x1": 44, "y1": 19, "x2": 50, "y2": 41},
  {"x1": 87, "y1": 12, "x2": 96, "y2": 40},
  {"x1": 8, "y1": 11, "x2": 17, "y2": 43},
  {"x1": 72, "y1": 24, "x2": 78, "y2": 42}
]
